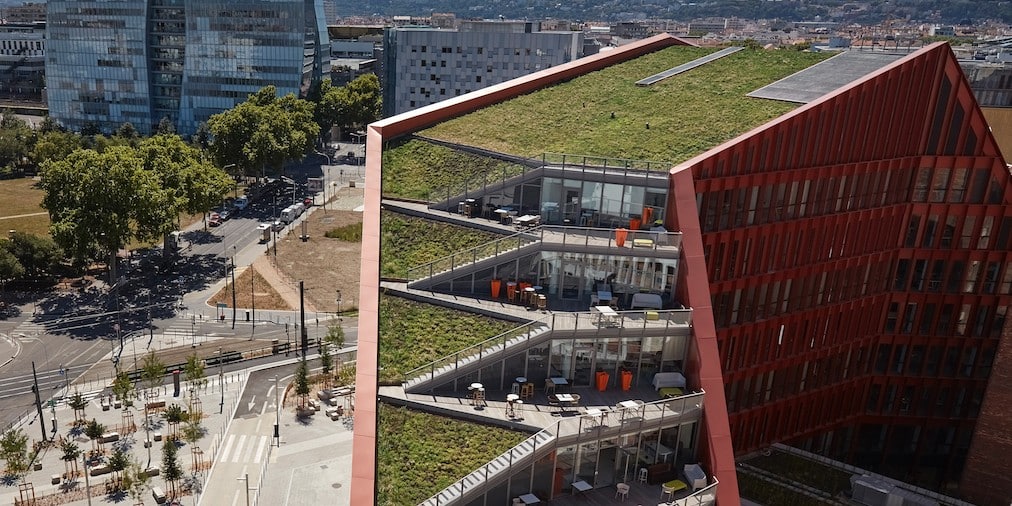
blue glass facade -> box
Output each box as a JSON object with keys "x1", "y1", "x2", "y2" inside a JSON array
[{"x1": 46, "y1": 0, "x2": 329, "y2": 135}]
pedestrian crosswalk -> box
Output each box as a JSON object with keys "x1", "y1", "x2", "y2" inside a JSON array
[
  {"x1": 219, "y1": 434, "x2": 270, "y2": 464},
  {"x1": 12, "y1": 320, "x2": 47, "y2": 337}
]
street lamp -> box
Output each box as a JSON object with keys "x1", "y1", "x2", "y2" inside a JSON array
[
  {"x1": 336, "y1": 290, "x2": 342, "y2": 322},
  {"x1": 222, "y1": 163, "x2": 238, "y2": 199},
  {"x1": 217, "y1": 347, "x2": 224, "y2": 414},
  {"x1": 274, "y1": 375, "x2": 280, "y2": 447}
]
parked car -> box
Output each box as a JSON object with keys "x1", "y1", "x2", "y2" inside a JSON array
[
  {"x1": 218, "y1": 208, "x2": 232, "y2": 221},
  {"x1": 303, "y1": 197, "x2": 313, "y2": 207},
  {"x1": 233, "y1": 196, "x2": 249, "y2": 211},
  {"x1": 208, "y1": 214, "x2": 222, "y2": 227},
  {"x1": 271, "y1": 220, "x2": 285, "y2": 232}
]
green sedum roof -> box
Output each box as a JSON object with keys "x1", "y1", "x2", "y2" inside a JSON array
[{"x1": 419, "y1": 46, "x2": 831, "y2": 164}]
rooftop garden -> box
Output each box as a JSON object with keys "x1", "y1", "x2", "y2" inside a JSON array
[
  {"x1": 378, "y1": 404, "x2": 528, "y2": 505},
  {"x1": 380, "y1": 211, "x2": 501, "y2": 279},
  {"x1": 413, "y1": 46, "x2": 830, "y2": 164},
  {"x1": 378, "y1": 294, "x2": 518, "y2": 383},
  {"x1": 743, "y1": 448, "x2": 853, "y2": 497},
  {"x1": 381, "y1": 139, "x2": 516, "y2": 200},
  {"x1": 737, "y1": 470, "x2": 839, "y2": 506}
]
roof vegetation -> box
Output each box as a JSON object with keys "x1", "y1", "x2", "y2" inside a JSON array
[{"x1": 417, "y1": 46, "x2": 830, "y2": 164}]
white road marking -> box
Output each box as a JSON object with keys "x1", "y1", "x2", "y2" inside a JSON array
[
  {"x1": 253, "y1": 436, "x2": 268, "y2": 464},
  {"x1": 231, "y1": 435, "x2": 247, "y2": 463},
  {"x1": 219, "y1": 434, "x2": 235, "y2": 463}
]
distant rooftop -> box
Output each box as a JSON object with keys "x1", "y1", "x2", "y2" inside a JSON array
[{"x1": 748, "y1": 50, "x2": 908, "y2": 103}]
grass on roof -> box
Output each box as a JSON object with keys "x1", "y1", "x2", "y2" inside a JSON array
[
  {"x1": 378, "y1": 404, "x2": 528, "y2": 505},
  {"x1": 380, "y1": 211, "x2": 501, "y2": 278},
  {"x1": 737, "y1": 470, "x2": 838, "y2": 505},
  {"x1": 745, "y1": 448, "x2": 853, "y2": 496},
  {"x1": 381, "y1": 139, "x2": 516, "y2": 200},
  {"x1": 379, "y1": 294, "x2": 518, "y2": 382},
  {"x1": 418, "y1": 46, "x2": 830, "y2": 164}
]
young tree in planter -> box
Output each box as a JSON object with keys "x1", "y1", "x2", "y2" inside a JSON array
[
  {"x1": 111, "y1": 370, "x2": 135, "y2": 406},
  {"x1": 182, "y1": 352, "x2": 207, "y2": 395},
  {"x1": 122, "y1": 458, "x2": 150, "y2": 506},
  {"x1": 60, "y1": 439, "x2": 81, "y2": 481},
  {"x1": 108, "y1": 446, "x2": 130, "y2": 485},
  {"x1": 319, "y1": 341, "x2": 333, "y2": 388},
  {"x1": 161, "y1": 439, "x2": 182, "y2": 499},
  {"x1": 141, "y1": 351, "x2": 166, "y2": 397},
  {"x1": 294, "y1": 357, "x2": 310, "y2": 410},
  {"x1": 68, "y1": 391, "x2": 87, "y2": 424},
  {"x1": 181, "y1": 420, "x2": 204, "y2": 471},
  {"x1": 324, "y1": 321, "x2": 344, "y2": 349},
  {"x1": 163, "y1": 404, "x2": 185, "y2": 440},
  {"x1": 0, "y1": 428, "x2": 29, "y2": 479},
  {"x1": 84, "y1": 419, "x2": 106, "y2": 453}
]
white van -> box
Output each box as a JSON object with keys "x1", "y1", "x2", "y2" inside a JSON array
[
  {"x1": 294, "y1": 202, "x2": 306, "y2": 216},
  {"x1": 280, "y1": 206, "x2": 298, "y2": 224}
]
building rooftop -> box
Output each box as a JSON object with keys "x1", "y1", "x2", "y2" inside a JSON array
[{"x1": 414, "y1": 45, "x2": 834, "y2": 164}]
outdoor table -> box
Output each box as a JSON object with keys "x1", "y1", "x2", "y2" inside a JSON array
[
  {"x1": 618, "y1": 399, "x2": 642, "y2": 409},
  {"x1": 494, "y1": 209, "x2": 512, "y2": 224},
  {"x1": 506, "y1": 394, "x2": 520, "y2": 418},
  {"x1": 572, "y1": 480, "x2": 593, "y2": 494},
  {"x1": 516, "y1": 376, "x2": 527, "y2": 384},
  {"x1": 519, "y1": 493, "x2": 541, "y2": 504},
  {"x1": 514, "y1": 214, "x2": 540, "y2": 228},
  {"x1": 593, "y1": 305, "x2": 619, "y2": 327}
]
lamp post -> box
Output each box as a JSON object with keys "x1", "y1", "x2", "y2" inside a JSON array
[
  {"x1": 336, "y1": 290, "x2": 342, "y2": 322},
  {"x1": 274, "y1": 375, "x2": 280, "y2": 447},
  {"x1": 217, "y1": 347, "x2": 224, "y2": 414},
  {"x1": 237, "y1": 473, "x2": 254, "y2": 506}
]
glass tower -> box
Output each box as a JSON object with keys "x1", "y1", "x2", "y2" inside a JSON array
[{"x1": 46, "y1": 0, "x2": 330, "y2": 136}]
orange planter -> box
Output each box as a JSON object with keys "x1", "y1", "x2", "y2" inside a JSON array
[
  {"x1": 491, "y1": 279, "x2": 502, "y2": 298},
  {"x1": 621, "y1": 370, "x2": 633, "y2": 391},
  {"x1": 615, "y1": 228, "x2": 628, "y2": 247},
  {"x1": 596, "y1": 371, "x2": 610, "y2": 392},
  {"x1": 630, "y1": 218, "x2": 642, "y2": 230}
]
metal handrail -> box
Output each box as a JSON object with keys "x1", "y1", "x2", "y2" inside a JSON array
[
  {"x1": 405, "y1": 225, "x2": 683, "y2": 284},
  {"x1": 418, "y1": 392, "x2": 708, "y2": 506}
]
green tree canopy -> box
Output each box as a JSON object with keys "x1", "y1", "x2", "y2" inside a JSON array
[
  {"x1": 32, "y1": 130, "x2": 82, "y2": 167},
  {"x1": 0, "y1": 111, "x2": 34, "y2": 175},
  {"x1": 319, "y1": 74, "x2": 382, "y2": 135},
  {"x1": 0, "y1": 246, "x2": 24, "y2": 286},
  {"x1": 137, "y1": 134, "x2": 232, "y2": 219},
  {"x1": 207, "y1": 85, "x2": 319, "y2": 178},
  {"x1": 1, "y1": 232, "x2": 62, "y2": 279},
  {"x1": 40, "y1": 146, "x2": 175, "y2": 267}
]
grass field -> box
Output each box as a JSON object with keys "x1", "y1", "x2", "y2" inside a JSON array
[
  {"x1": 378, "y1": 294, "x2": 518, "y2": 382},
  {"x1": 0, "y1": 177, "x2": 50, "y2": 237},
  {"x1": 419, "y1": 46, "x2": 829, "y2": 163},
  {"x1": 377, "y1": 404, "x2": 528, "y2": 505}
]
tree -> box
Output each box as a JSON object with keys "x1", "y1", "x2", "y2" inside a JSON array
[
  {"x1": 114, "y1": 122, "x2": 140, "y2": 147},
  {"x1": 137, "y1": 135, "x2": 232, "y2": 225},
  {"x1": 0, "y1": 428, "x2": 29, "y2": 479},
  {"x1": 155, "y1": 116, "x2": 175, "y2": 135},
  {"x1": 163, "y1": 404, "x2": 185, "y2": 440},
  {"x1": 111, "y1": 370, "x2": 135, "y2": 406},
  {"x1": 190, "y1": 122, "x2": 211, "y2": 150},
  {"x1": 68, "y1": 391, "x2": 87, "y2": 424},
  {"x1": 294, "y1": 357, "x2": 310, "y2": 409},
  {"x1": 0, "y1": 246, "x2": 24, "y2": 287},
  {"x1": 141, "y1": 351, "x2": 166, "y2": 396},
  {"x1": 84, "y1": 419, "x2": 106, "y2": 452},
  {"x1": 324, "y1": 321, "x2": 345, "y2": 349},
  {"x1": 161, "y1": 438, "x2": 182, "y2": 499},
  {"x1": 108, "y1": 446, "x2": 129, "y2": 483},
  {"x1": 319, "y1": 340, "x2": 333, "y2": 387},
  {"x1": 59, "y1": 439, "x2": 81, "y2": 480},
  {"x1": 40, "y1": 146, "x2": 175, "y2": 271},
  {"x1": 2, "y1": 232, "x2": 63, "y2": 279},
  {"x1": 31, "y1": 130, "x2": 81, "y2": 167},
  {"x1": 0, "y1": 111, "x2": 34, "y2": 176},
  {"x1": 207, "y1": 85, "x2": 319, "y2": 178},
  {"x1": 183, "y1": 352, "x2": 207, "y2": 395},
  {"x1": 319, "y1": 74, "x2": 382, "y2": 135},
  {"x1": 122, "y1": 458, "x2": 151, "y2": 506},
  {"x1": 181, "y1": 420, "x2": 204, "y2": 471}
]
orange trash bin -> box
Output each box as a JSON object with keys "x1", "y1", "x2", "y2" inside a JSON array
[
  {"x1": 615, "y1": 228, "x2": 628, "y2": 247},
  {"x1": 630, "y1": 217, "x2": 642, "y2": 230},
  {"x1": 490, "y1": 279, "x2": 502, "y2": 298},
  {"x1": 506, "y1": 282, "x2": 517, "y2": 302},
  {"x1": 596, "y1": 370, "x2": 610, "y2": 392},
  {"x1": 621, "y1": 370, "x2": 633, "y2": 391}
]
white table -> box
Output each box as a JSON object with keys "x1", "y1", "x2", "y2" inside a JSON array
[
  {"x1": 519, "y1": 492, "x2": 540, "y2": 504},
  {"x1": 593, "y1": 305, "x2": 619, "y2": 327},
  {"x1": 550, "y1": 377, "x2": 568, "y2": 386},
  {"x1": 618, "y1": 400, "x2": 642, "y2": 409},
  {"x1": 494, "y1": 208, "x2": 512, "y2": 224},
  {"x1": 646, "y1": 441, "x2": 674, "y2": 463},
  {"x1": 556, "y1": 393, "x2": 575, "y2": 403},
  {"x1": 514, "y1": 214, "x2": 541, "y2": 228},
  {"x1": 572, "y1": 480, "x2": 593, "y2": 493}
]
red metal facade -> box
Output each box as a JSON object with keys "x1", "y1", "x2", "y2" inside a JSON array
[{"x1": 671, "y1": 42, "x2": 1012, "y2": 499}]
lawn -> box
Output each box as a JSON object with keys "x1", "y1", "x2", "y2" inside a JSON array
[
  {"x1": 744, "y1": 448, "x2": 853, "y2": 497},
  {"x1": 419, "y1": 46, "x2": 829, "y2": 164},
  {"x1": 737, "y1": 470, "x2": 837, "y2": 505},
  {"x1": 378, "y1": 294, "x2": 518, "y2": 383},
  {"x1": 381, "y1": 139, "x2": 517, "y2": 200},
  {"x1": 380, "y1": 211, "x2": 502, "y2": 279},
  {"x1": 377, "y1": 404, "x2": 528, "y2": 506},
  {"x1": 0, "y1": 177, "x2": 49, "y2": 236}
]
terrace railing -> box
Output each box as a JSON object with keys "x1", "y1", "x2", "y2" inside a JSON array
[
  {"x1": 418, "y1": 392, "x2": 710, "y2": 506},
  {"x1": 541, "y1": 152, "x2": 672, "y2": 172},
  {"x1": 406, "y1": 225, "x2": 682, "y2": 287},
  {"x1": 402, "y1": 308, "x2": 692, "y2": 392}
]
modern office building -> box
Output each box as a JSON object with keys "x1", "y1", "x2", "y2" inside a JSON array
[
  {"x1": 354, "y1": 35, "x2": 1012, "y2": 505},
  {"x1": 382, "y1": 21, "x2": 583, "y2": 116},
  {"x1": 45, "y1": 0, "x2": 330, "y2": 136},
  {"x1": 0, "y1": 22, "x2": 45, "y2": 101}
]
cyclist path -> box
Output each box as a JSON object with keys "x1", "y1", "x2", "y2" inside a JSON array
[{"x1": 249, "y1": 254, "x2": 316, "y2": 313}]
